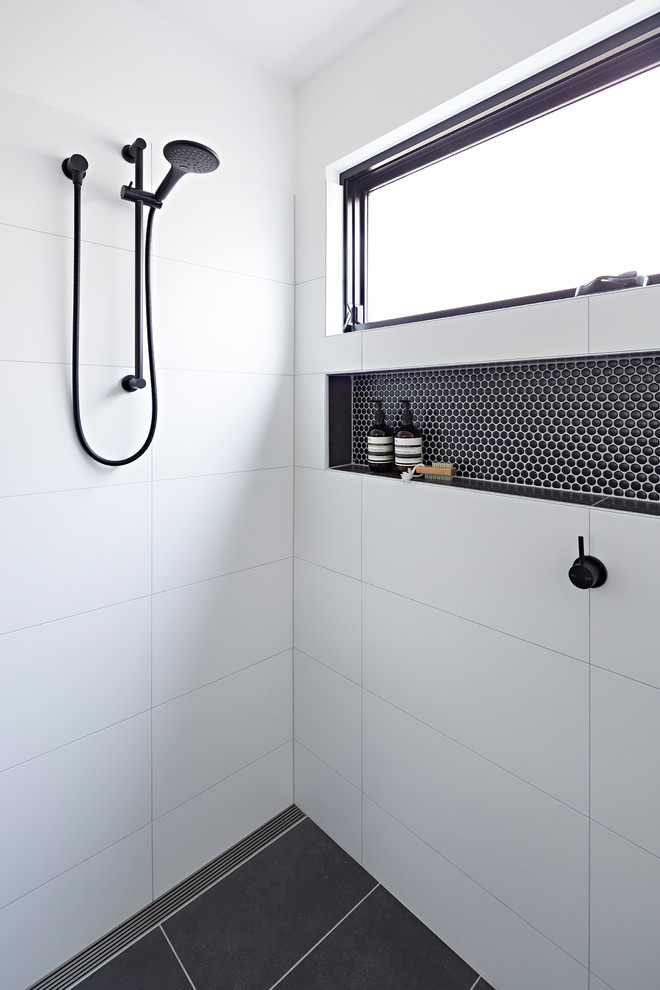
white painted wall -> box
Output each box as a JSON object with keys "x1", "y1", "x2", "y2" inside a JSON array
[
  {"x1": 0, "y1": 3, "x2": 294, "y2": 988},
  {"x1": 293, "y1": 3, "x2": 660, "y2": 990}
]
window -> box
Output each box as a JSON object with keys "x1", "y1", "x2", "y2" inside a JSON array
[{"x1": 341, "y1": 13, "x2": 660, "y2": 330}]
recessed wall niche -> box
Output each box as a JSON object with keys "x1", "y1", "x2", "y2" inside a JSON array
[{"x1": 328, "y1": 352, "x2": 660, "y2": 508}]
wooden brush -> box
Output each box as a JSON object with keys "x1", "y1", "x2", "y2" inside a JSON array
[{"x1": 415, "y1": 462, "x2": 457, "y2": 477}]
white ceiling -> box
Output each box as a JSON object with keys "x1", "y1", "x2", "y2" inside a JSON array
[{"x1": 133, "y1": 0, "x2": 410, "y2": 87}]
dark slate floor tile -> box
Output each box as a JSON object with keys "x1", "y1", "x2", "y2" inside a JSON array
[
  {"x1": 76, "y1": 928, "x2": 190, "y2": 990},
  {"x1": 278, "y1": 885, "x2": 478, "y2": 990},
  {"x1": 163, "y1": 818, "x2": 376, "y2": 990}
]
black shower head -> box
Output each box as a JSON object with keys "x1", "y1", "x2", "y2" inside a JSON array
[{"x1": 154, "y1": 140, "x2": 220, "y2": 203}]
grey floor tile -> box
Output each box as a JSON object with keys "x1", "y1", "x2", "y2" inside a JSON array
[
  {"x1": 277, "y1": 885, "x2": 478, "y2": 990},
  {"x1": 75, "y1": 928, "x2": 190, "y2": 990},
  {"x1": 163, "y1": 818, "x2": 375, "y2": 990}
]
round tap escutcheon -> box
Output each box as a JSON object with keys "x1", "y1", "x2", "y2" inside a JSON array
[{"x1": 568, "y1": 535, "x2": 607, "y2": 589}]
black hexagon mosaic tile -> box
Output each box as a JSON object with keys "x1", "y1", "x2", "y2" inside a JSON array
[{"x1": 350, "y1": 352, "x2": 660, "y2": 501}]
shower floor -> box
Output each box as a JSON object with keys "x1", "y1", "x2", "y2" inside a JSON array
[{"x1": 75, "y1": 817, "x2": 494, "y2": 990}]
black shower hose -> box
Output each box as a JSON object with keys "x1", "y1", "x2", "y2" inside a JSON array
[{"x1": 71, "y1": 182, "x2": 158, "y2": 465}]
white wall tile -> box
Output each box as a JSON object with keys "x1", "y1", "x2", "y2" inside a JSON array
[
  {"x1": 153, "y1": 257, "x2": 294, "y2": 376},
  {"x1": 155, "y1": 169, "x2": 293, "y2": 284},
  {"x1": 589, "y1": 977, "x2": 614, "y2": 990},
  {"x1": 295, "y1": 182, "x2": 326, "y2": 284},
  {"x1": 294, "y1": 651, "x2": 361, "y2": 788},
  {"x1": 590, "y1": 823, "x2": 660, "y2": 990},
  {"x1": 294, "y1": 467, "x2": 361, "y2": 578},
  {"x1": 152, "y1": 652, "x2": 292, "y2": 818},
  {"x1": 0, "y1": 825, "x2": 152, "y2": 990},
  {"x1": 153, "y1": 743, "x2": 292, "y2": 897},
  {"x1": 591, "y1": 668, "x2": 660, "y2": 857},
  {"x1": 0, "y1": 599, "x2": 150, "y2": 772},
  {"x1": 294, "y1": 743, "x2": 361, "y2": 862},
  {"x1": 153, "y1": 370, "x2": 293, "y2": 480},
  {"x1": 0, "y1": 226, "x2": 136, "y2": 367},
  {"x1": 295, "y1": 373, "x2": 326, "y2": 468},
  {"x1": 152, "y1": 467, "x2": 292, "y2": 593},
  {"x1": 0, "y1": 87, "x2": 142, "y2": 249},
  {"x1": 295, "y1": 278, "x2": 361, "y2": 374},
  {"x1": 0, "y1": 714, "x2": 150, "y2": 909},
  {"x1": 362, "y1": 799, "x2": 588, "y2": 990},
  {"x1": 153, "y1": 559, "x2": 292, "y2": 705},
  {"x1": 0, "y1": 484, "x2": 151, "y2": 634},
  {"x1": 589, "y1": 284, "x2": 660, "y2": 354},
  {"x1": 363, "y1": 692, "x2": 589, "y2": 962},
  {"x1": 294, "y1": 558, "x2": 361, "y2": 683},
  {"x1": 0, "y1": 362, "x2": 153, "y2": 497},
  {"x1": 362, "y1": 478, "x2": 589, "y2": 659},
  {"x1": 362, "y1": 296, "x2": 588, "y2": 371},
  {"x1": 363, "y1": 583, "x2": 588, "y2": 811},
  {"x1": 590, "y1": 509, "x2": 660, "y2": 689}
]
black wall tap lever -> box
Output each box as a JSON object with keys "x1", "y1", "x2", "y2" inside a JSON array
[{"x1": 568, "y1": 536, "x2": 607, "y2": 589}]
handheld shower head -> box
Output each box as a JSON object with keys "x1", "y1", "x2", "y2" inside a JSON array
[{"x1": 154, "y1": 140, "x2": 220, "y2": 203}]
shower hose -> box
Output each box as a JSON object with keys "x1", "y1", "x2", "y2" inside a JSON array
[{"x1": 71, "y1": 182, "x2": 158, "y2": 465}]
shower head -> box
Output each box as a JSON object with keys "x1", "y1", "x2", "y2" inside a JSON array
[{"x1": 154, "y1": 139, "x2": 220, "y2": 203}]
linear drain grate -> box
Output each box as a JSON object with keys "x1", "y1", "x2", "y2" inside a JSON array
[{"x1": 28, "y1": 804, "x2": 305, "y2": 990}]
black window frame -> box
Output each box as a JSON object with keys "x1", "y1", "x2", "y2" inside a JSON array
[{"x1": 341, "y1": 12, "x2": 660, "y2": 332}]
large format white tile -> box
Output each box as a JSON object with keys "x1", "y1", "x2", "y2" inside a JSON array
[
  {"x1": 153, "y1": 369, "x2": 293, "y2": 480},
  {"x1": 0, "y1": 361, "x2": 152, "y2": 496},
  {"x1": 0, "y1": 226, "x2": 137, "y2": 366},
  {"x1": 590, "y1": 822, "x2": 660, "y2": 990},
  {"x1": 590, "y1": 509, "x2": 660, "y2": 689},
  {"x1": 589, "y1": 283, "x2": 660, "y2": 354},
  {"x1": 294, "y1": 743, "x2": 362, "y2": 862},
  {"x1": 295, "y1": 182, "x2": 326, "y2": 284},
  {"x1": 363, "y1": 799, "x2": 588, "y2": 990},
  {"x1": 295, "y1": 278, "x2": 361, "y2": 374},
  {"x1": 363, "y1": 693, "x2": 589, "y2": 962},
  {"x1": 294, "y1": 467, "x2": 361, "y2": 578},
  {"x1": 152, "y1": 652, "x2": 292, "y2": 818},
  {"x1": 589, "y1": 977, "x2": 615, "y2": 990},
  {"x1": 0, "y1": 825, "x2": 152, "y2": 990},
  {"x1": 0, "y1": 484, "x2": 151, "y2": 634},
  {"x1": 294, "y1": 558, "x2": 361, "y2": 683},
  {"x1": 0, "y1": 599, "x2": 150, "y2": 772},
  {"x1": 153, "y1": 256, "x2": 293, "y2": 376},
  {"x1": 362, "y1": 583, "x2": 588, "y2": 811},
  {"x1": 153, "y1": 743, "x2": 292, "y2": 897},
  {"x1": 295, "y1": 373, "x2": 326, "y2": 468},
  {"x1": 0, "y1": 713, "x2": 150, "y2": 909},
  {"x1": 294, "y1": 651, "x2": 361, "y2": 788},
  {"x1": 153, "y1": 559, "x2": 292, "y2": 705},
  {"x1": 0, "y1": 87, "x2": 142, "y2": 249},
  {"x1": 591, "y1": 667, "x2": 660, "y2": 857},
  {"x1": 154, "y1": 168, "x2": 293, "y2": 283},
  {"x1": 152, "y1": 467, "x2": 292, "y2": 593},
  {"x1": 361, "y1": 295, "x2": 588, "y2": 370},
  {"x1": 362, "y1": 478, "x2": 589, "y2": 660}
]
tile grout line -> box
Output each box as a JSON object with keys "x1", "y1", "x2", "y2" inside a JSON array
[
  {"x1": 363, "y1": 793, "x2": 591, "y2": 969},
  {"x1": 0, "y1": 651, "x2": 292, "y2": 779},
  {"x1": 267, "y1": 882, "x2": 380, "y2": 990},
  {"x1": 587, "y1": 508, "x2": 592, "y2": 987},
  {"x1": 160, "y1": 925, "x2": 198, "y2": 990},
  {"x1": 0, "y1": 555, "x2": 293, "y2": 641},
  {"x1": 150, "y1": 428, "x2": 155, "y2": 902},
  {"x1": 360, "y1": 474, "x2": 364, "y2": 863},
  {"x1": 294, "y1": 553, "x2": 590, "y2": 666}
]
